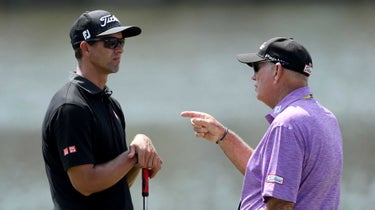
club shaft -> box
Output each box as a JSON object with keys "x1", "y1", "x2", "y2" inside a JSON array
[
  {"x1": 142, "y1": 168, "x2": 149, "y2": 210},
  {"x1": 143, "y1": 197, "x2": 148, "y2": 210}
]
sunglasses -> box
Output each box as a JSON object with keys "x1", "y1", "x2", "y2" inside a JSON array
[
  {"x1": 253, "y1": 60, "x2": 289, "y2": 73},
  {"x1": 252, "y1": 61, "x2": 269, "y2": 73},
  {"x1": 87, "y1": 37, "x2": 125, "y2": 49},
  {"x1": 252, "y1": 63, "x2": 260, "y2": 72}
]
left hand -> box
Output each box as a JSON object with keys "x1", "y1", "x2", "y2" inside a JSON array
[{"x1": 128, "y1": 134, "x2": 162, "y2": 178}]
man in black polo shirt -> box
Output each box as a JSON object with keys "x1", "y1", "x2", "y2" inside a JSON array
[{"x1": 42, "y1": 10, "x2": 163, "y2": 210}]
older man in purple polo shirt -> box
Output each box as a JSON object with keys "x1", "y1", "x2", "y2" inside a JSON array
[{"x1": 181, "y1": 37, "x2": 343, "y2": 210}]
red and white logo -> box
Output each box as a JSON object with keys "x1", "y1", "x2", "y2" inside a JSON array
[
  {"x1": 69, "y1": 146, "x2": 77, "y2": 153},
  {"x1": 63, "y1": 145, "x2": 77, "y2": 156},
  {"x1": 63, "y1": 148, "x2": 69, "y2": 156}
]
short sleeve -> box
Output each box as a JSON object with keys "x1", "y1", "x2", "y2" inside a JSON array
[
  {"x1": 53, "y1": 104, "x2": 95, "y2": 171},
  {"x1": 261, "y1": 124, "x2": 304, "y2": 203}
]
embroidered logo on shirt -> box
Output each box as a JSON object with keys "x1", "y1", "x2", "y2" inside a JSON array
[
  {"x1": 63, "y1": 146, "x2": 77, "y2": 156},
  {"x1": 63, "y1": 148, "x2": 69, "y2": 156},
  {"x1": 266, "y1": 174, "x2": 284, "y2": 185}
]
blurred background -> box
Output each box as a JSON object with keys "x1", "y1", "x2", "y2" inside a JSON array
[{"x1": 0, "y1": 1, "x2": 374, "y2": 209}]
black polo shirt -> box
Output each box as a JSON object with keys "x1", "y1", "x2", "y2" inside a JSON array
[{"x1": 42, "y1": 74, "x2": 133, "y2": 210}]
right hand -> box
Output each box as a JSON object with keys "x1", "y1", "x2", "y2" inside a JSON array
[{"x1": 180, "y1": 111, "x2": 226, "y2": 143}]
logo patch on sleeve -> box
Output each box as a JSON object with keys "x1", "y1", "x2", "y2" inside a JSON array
[
  {"x1": 63, "y1": 148, "x2": 69, "y2": 156},
  {"x1": 63, "y1": 145, "x2": 77, "y2": 156},
  {"x1": 266, "y1": 174, "x2": 284, "y2": 185},
  {"x1": 69, "y1": 146, "x2": 77, "y2": 153}
]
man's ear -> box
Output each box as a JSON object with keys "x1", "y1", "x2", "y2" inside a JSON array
[
  {"x1": 80, "y1": 41, "x2": 90, "y2": 55},
  {"x1": 273, "y1": 63, "x2": 284, "y2": 83}
]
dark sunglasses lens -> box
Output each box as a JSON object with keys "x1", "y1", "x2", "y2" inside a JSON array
[
  {"x1": 253, "y1": 63, "x2": 259, "y2": 72},
  {"x1": 103, "y1": 38, "x2": 124, "y2": 49}
]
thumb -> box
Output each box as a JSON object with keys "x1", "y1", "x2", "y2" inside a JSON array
[{"x1": 127, "y1": 145, "x2": 136, "y2": 159}]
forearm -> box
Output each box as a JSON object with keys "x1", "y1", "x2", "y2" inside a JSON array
[
  {"x1": 217, "y1": 129, "x2": 253, "y2": 175},
  {"x1": 264, "y1": 197, "x2": 295, "y2": 210},
  {"x1": 68, "y1": 151, "x2": 137, "y2": 196},
  {"x1": 92, "y1": 152, "x2": 137, "y2": 190}
]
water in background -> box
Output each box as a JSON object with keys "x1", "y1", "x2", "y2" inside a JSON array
[{"x1": 0, "y1": 3, "x2": 374, "y2": 210}]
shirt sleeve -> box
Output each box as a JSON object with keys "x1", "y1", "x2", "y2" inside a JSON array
[
  {"x1": 261, "y1": 123, "x2": 304, "y2": 203},
  {"x1": 53, "y1": 104, "x2": 95, "y2": 171}
]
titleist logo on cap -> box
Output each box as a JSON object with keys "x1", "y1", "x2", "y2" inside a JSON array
[{"x1": 100, "y1": 14, "x2": 119, "y2": 27}]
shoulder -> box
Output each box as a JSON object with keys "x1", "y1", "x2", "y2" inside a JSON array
[
  {"x1": 273, "y1": 105, "x2": 309, "y2": 127},
  {"x1": 49, "y1": 82, "x2": 90, "y2": 110},
  {"x1": 282, "y1": 99, "x2": 336, "y2": 124},
  {"x1": 268, "y1": 103, "x2": 314, "y2": 141},
  {"x1": 44, "y1": 82, "x2": 92, "y2": 123}
]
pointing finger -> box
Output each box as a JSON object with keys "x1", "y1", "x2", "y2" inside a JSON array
[{"x1": 180, "y1": 111, "x2": 211, "y2": 119}]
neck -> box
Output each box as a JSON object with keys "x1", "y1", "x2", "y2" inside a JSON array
[
  {"x1": 268, "y1": 71, "x2": 308, "y2": 109},
  {"x1": 76, "y1": 65, "x2": 108, "y2": 89}
]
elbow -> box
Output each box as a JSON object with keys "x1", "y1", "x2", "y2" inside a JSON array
[
  {"x1": 71, "y1": 182, "x2": 95, "y2": 196},
  {"x1": 80, "y1": 191, "x2": 93, "y2": 197},
  {"x1": 78, "y1": 188, "x2": 93, "y2": 197},
  {"x1": 67, "y1": 164, "x2": 98, "y2": 196}
]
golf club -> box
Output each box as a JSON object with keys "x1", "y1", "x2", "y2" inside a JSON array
[{"x1": 142, "y1": 168, "x2": 150, "y2": 210}]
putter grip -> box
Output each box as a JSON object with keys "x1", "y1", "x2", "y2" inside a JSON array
[{"x1": 142, "y1": 168, "x2": 149, "y2": 197}]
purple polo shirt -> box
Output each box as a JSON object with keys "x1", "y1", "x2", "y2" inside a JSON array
[{"x1": 239, "y1": 87, "x2": 343, "y2": 210}]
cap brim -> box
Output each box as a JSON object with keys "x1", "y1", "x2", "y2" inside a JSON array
[
  {"x1": 97, "y1": 26, "x2": 142, "y2": 38},
  {"x1": 236, "y1": 53, "x2": 265, "y2": 66}
]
